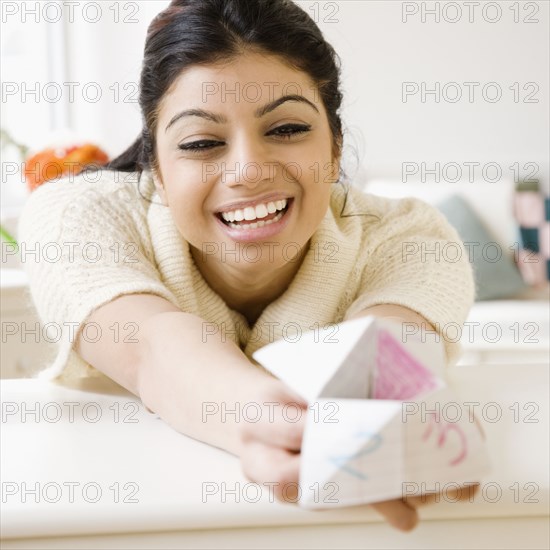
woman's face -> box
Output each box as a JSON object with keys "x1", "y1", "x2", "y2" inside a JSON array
[{"x1": 154, "y1": 50, "x2": 339, "y2": 272}]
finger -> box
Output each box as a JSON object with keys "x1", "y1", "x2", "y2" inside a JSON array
[
  {"x1": 371, "y1": 499, "x2": 419, "y2": 532},
  {"x1": 404, "y1": 493, "x2": 440, "y2": 507},
  {"x1": 240, "y1": 441, "x2": 301, "y2": 503},
  {"x1": 278, "y1": 384, "x2": 309, "y2": 409},
  {"x1": 240, "y1": 406, "x2": 307, "y2": 451},
  {"x1": 259, "y1": 377, "x2": 309, "y2": 410}
]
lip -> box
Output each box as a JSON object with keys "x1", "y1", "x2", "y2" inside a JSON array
[
  {"x1": 214, "y1": 198, "x2": 294, "y2": 243},
  {"x1": 214, "y1": 193, "x2": 293, "y2": 214}
]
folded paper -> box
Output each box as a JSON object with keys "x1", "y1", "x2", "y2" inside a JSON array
[{"x1": 252, "y1": 316, "x2": 491, "y2": 508}]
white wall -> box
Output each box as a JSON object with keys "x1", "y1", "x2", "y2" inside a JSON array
[
  {"x1": 64, "y1": 0, "x2": 550, "y2": 190},
  {"x1": 323, "y1": 1, "x2": 549, "y2": 190},
  {"x1": 1, "y1": 6, "x2": 53, "y2": 212},
  {"x1": 63, "y1": 1, "x2": 170, "y2": 156},
  {"x1": 2, "y1": 0, "x2": 549, "y2": 209}
]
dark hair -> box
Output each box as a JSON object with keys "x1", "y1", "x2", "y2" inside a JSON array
[{"x1": 104, "y1": 0, "x2": 344, "y2": 176}]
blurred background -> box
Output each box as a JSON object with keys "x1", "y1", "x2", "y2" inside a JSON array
[
  {"x1": 2, "y1": 1, "x2": 549, "y2": 204},
  {"x1": 1, "y1": 0, "x2": 549, "y2": 377}
]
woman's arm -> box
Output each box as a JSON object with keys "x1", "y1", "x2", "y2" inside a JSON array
[
  {"x1": 75, "y1": 293, "x2": 306, "y2": 457},
  {"x1": 76, "y1": 295, "x2": 469, "y2": 531},
  {"x1": 346, "y1": 303, "x2": 437, "y2": 332}
]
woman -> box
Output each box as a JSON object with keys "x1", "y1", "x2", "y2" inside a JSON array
[{"x1": 19, "y1": 0, "x2": 475, "y2": 531}]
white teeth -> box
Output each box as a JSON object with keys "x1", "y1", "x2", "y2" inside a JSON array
[
  {"x1": 255, "y1": 203, "x2": 268, "y2": 219},
  {"x1": 220, "y1": 198, "x2": 288, "y2": 223},
  {"x1": 228, "y1": 210, "x2": 285, "y2": 230},
  {"x1": 243, "y1": 206, "x2": 256, "y2": 221}
]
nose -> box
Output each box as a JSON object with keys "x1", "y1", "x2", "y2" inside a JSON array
[{"x1": 221, "y1": 133, "x2": 275, "y2": 189}]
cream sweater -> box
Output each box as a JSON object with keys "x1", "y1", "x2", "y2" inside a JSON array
[{"x1": 18, "y1": 169, "x2": 474, "y2": 382}]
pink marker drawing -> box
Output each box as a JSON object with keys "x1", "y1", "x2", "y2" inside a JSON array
[
  {"x1": 373, "y1": 330, "x2": 438, "y2": 400},
  {"x1": 422, "y1": 411, "x2": 468, "y2": 466}
]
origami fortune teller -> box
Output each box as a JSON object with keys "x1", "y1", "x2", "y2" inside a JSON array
[{"x1": 252, "y1": 316, "x2": 492, "y2": 509}]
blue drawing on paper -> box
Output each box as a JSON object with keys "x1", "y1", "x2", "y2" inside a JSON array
[{"x1": 328, "y1": 431, "x2": 383, "y2": 480}]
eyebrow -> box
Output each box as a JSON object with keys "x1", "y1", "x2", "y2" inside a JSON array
[{"x1": 164, "y1": 94, "x2": 319, "y2": 133}]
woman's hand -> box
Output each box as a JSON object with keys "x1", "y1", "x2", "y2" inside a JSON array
[
  {"x1": 239, "y1": 378, "x2": 480, "y2": 532},
  {"x1": 239, "y1": 377, "x2": 308, "y2": 503},
  {"x1": 238, "y1": 379, "x2": 424, "y2": 530}
]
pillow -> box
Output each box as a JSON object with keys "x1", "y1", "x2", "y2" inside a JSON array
[
  {"x1": 364, "y1": 179, "x2": 518, "y2": 252},
  {"x1": 436, "y1": 194, "x2": 527, "y2": 301},
  {"x1": 513, "y1": 187, "x2": 550, "y2": 287}
]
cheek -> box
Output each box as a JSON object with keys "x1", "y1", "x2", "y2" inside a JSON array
[
  {"x1": 164, "y1": 183, "x2": 209, "y2": 239},
  {"x1": 160, "y1": 160, "x2": 206, "y2": 209},
  {"x1": 299, "y1": 182, "x2": 331, "y2": 230},
  {"x1": 302, "y1": 135, "x2": 336, "y2": 185}
]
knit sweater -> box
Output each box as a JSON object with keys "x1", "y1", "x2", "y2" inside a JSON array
[{"x1": 18, "y1": 168, "x2": 474, "y2": 382}]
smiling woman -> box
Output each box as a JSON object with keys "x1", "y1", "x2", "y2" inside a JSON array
[
  {"x1": 17, "y1": 0, "x2": 475, "y2": 533},
  {"x1": 151, "y1": 52, "x2": 337, "y2": 323}
]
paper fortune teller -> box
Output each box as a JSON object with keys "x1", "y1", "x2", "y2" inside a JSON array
[{"x1": 252, "y1": 316, "x2": 491, "y2": 509}]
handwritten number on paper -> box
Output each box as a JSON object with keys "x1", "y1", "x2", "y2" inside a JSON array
[
  {"x1": 328, "y1": 431, "x2": 383, "y2": 480},
  {"x1": 422, "y1": 412, "x2": 468, "y2": 466}
]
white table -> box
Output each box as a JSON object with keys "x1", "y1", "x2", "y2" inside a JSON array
[{"x1": 1, "y1": 363, "x2": 549, "y2": 549}]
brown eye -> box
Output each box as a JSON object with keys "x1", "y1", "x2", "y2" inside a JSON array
[
  {"x1": 178, "y1": 140, "x2": 224, "y2": 153},
  {"x1": 267, "y1": 124, "x2": 312, "y2": 139}
]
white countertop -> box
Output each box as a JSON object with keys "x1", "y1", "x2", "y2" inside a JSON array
[{"x1": 1, "y1": 363, "x2": 549, "y2": 547}]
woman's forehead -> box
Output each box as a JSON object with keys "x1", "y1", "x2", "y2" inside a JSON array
[{"x1": 163, "y1": 52, "x2": 318, "y2": 104}]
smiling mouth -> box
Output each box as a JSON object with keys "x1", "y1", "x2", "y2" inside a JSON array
[{"x1": 216, "y1": 198, "x2": 293, "y2": 230}]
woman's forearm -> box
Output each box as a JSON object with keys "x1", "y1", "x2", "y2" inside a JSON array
[
  {"x1": 76, "y1": 294, "x2": 278, "y2": 457},
  {"x1": 136, "y1": 310, "x2": 277, "y2": 456}
]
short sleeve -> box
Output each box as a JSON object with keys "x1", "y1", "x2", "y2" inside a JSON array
[
  {"x1": 344, "y1": 196, "x2": 475, "y2": 365},
  {"x1": 17, "y1": 171, "x2": 180, "y2": 381}
]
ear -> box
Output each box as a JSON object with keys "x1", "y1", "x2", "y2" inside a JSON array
[{"x1": 152, "y1": 171, "x2": 169, "y2": 206}]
